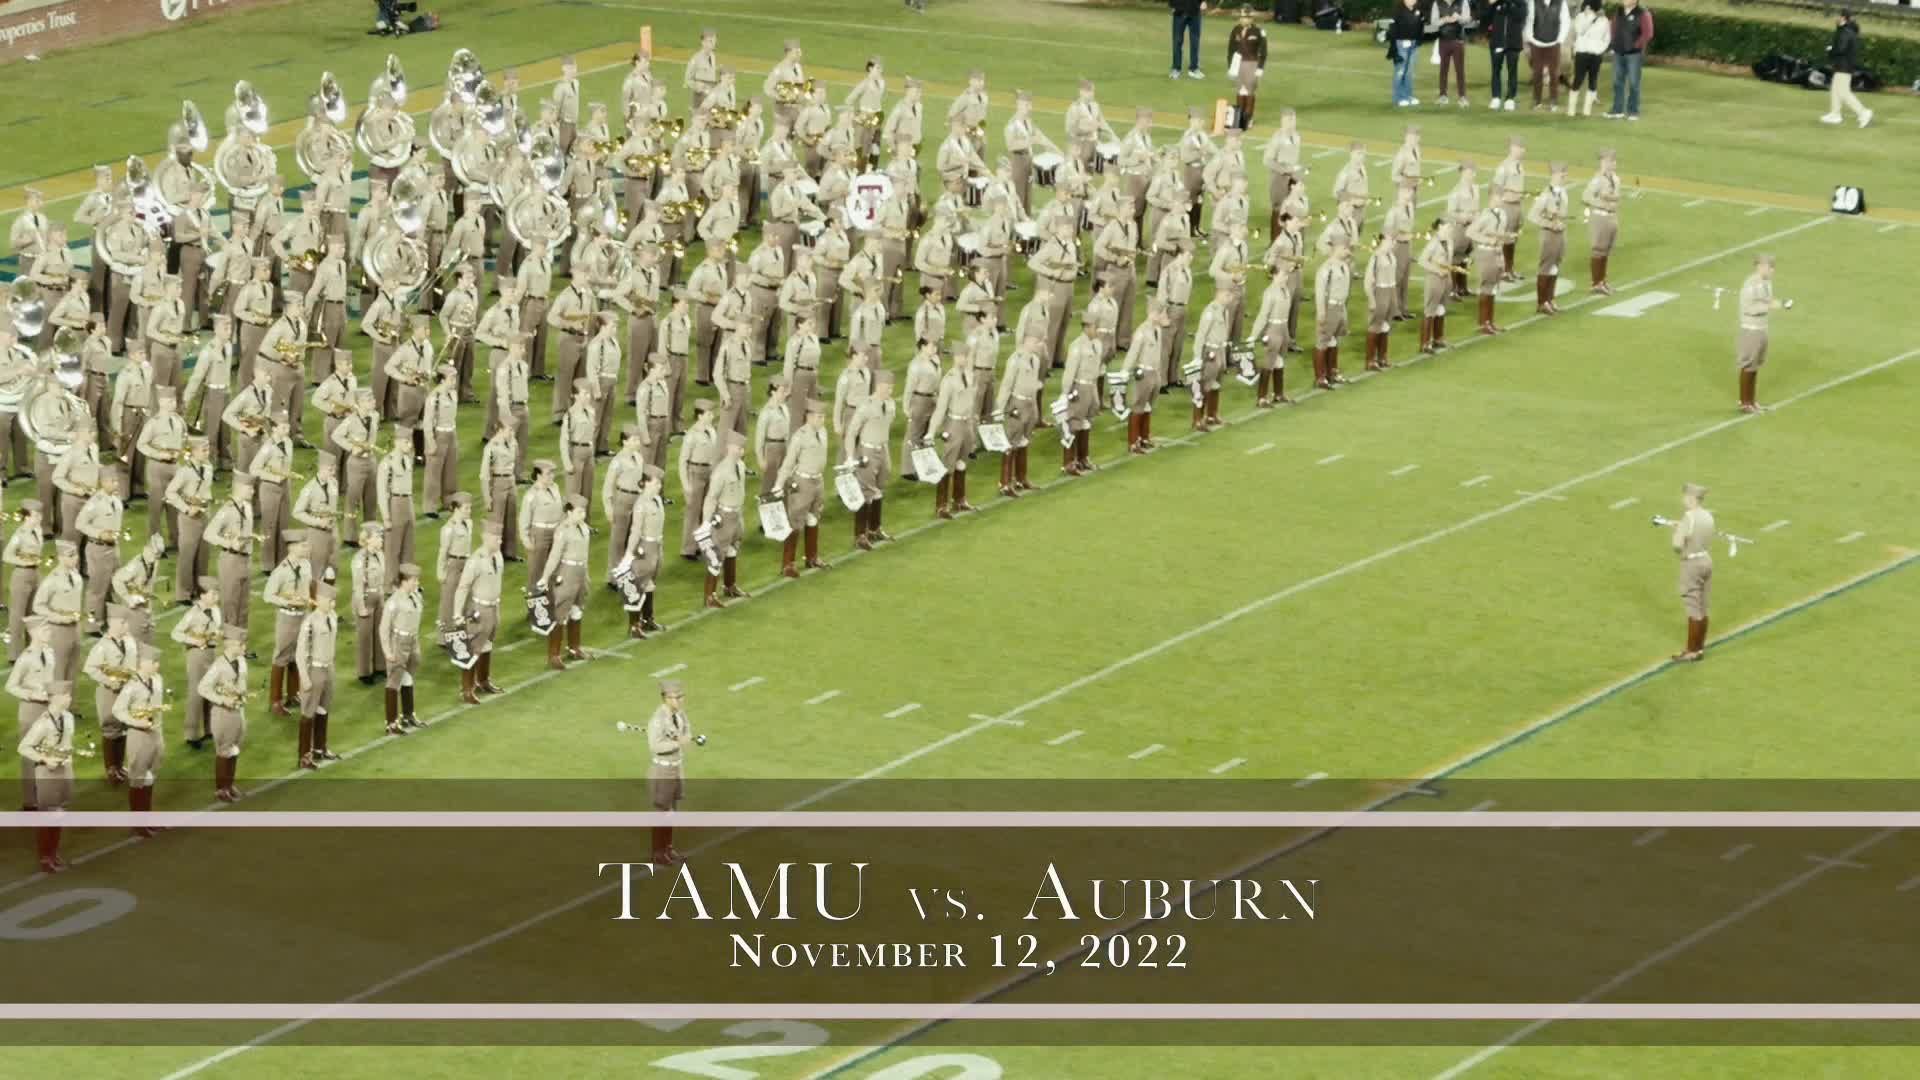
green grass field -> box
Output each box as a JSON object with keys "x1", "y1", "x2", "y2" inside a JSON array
[{"x1": 2, "y1": 0, "x2": 1918, "y2": 1077}]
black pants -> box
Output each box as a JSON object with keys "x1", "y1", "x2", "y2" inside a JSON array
[
  {"x1": 1488, "y1": 48, "x2": 1520, "y2": 101},
  {"x1": 1572, "y1": 52, "x2": 1602, "y2": 91}
]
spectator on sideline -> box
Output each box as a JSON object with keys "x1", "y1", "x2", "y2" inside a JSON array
[
  {"x1": 1523, "y1": 0, "x2": 1571, "y2": 111},
  {"x1": 1568, "y1": 0, "x2": 1608, "y2": 116},
  {"x1": 1822, "y1": 9, "x2": 1873, "y2": 128},
  {"x1": 1388, "y1": 0, "x2": 1426, "y2": 106},
  {"x1": 1432, "y1": 0, "x2": 1471, "y2": 106},
  {"x1": 1606, "y1": 0, "x2": 1653, "y2": 119},
  {"x1": 1481, "y1": 0, "x2": 1526, "y2": 111},
  {"x1": 1171, "y1": 0, "x2": 1208, "y2": 80}
]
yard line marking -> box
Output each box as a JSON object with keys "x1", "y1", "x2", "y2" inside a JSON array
[
  {"x1": 1045, "y1": 729, "x2": 1085, "y2": 746},
  {"x1": 1460, "y1": 474, "x2": 1492, "y2": 487},
  {"x1": 1745, "y1": 206, "x2": 1769, "y2": 217},
  {"x1": 1804, "y1": 853, "x2": 1870, "y2": 871},
  {"x1": 1899, "y1": 874, "x2": 1920, "y2": 893},
  {"x1": 1128, "y1": 743, "x2": 1166, "y2": 760},
  {"x1": 1468, "y1": 800, "x2": 1497, "y2": 812},
  {"x1": 803, "y1": 689, "x2": 843, "y2": 706},
  {"x1": 1633, "y1": 828, "x2": 1667, "y2": 847},
  {"x1": 1721, "y1": 843, "x2": 1753, "y2": 862},
  {"x1": 1513, "y1": 489, "x2": 1567, "y2": 501},
  {"x1": 1879, "y1": 223, "x2": 1901, "y2": 234},
  {"x1": 1593, "y1": 291, "x2": 1679, "y2": 319},
  {"x1": 1682, "y1": 198, "x2": 1707, "y2": 208},
  {"x1": 1316, "y1": 453, "x2": 1345, "y2": 466},
  {"x1": 1246, "y1": 442, "x2": 1275, "y2": 455},
  {"x1": 1209, "y1": 757, "x2": 1248, "y2": 775},
  {"x1": 1390, "y1": 463, "x2": 1420, "y2": 477},
  {"x1": 1429, "y1": 829, "x2": 1899, "y2": 1080},
  {"x1": 1313, "y1": 148, "x2": 1341, "y2": 159},
  {"x1": 1610, "y1": 497, "x2": 1640, "y2": 510},
  {"x1": 883, "y1": 702, "x2": 922, "y2": 719},
  {"x1": 1762, "y1": 519, "x2": 1791, "y2": 532},
  {"x1": 1294, "y1": 772, "x2": 1329, "y2": 788},
  {"x1": 648, "y1": 662, "x2": 687, "y2": 678},
  {"x1": 1837, "y1": 531, "x2": 1866, "y2": 545},
  {"x1": 727, "y1": 676, "x2": 765, "y2": 692}
]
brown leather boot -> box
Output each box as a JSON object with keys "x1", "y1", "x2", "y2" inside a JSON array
[
  {"x1": 1434, "y1": 314, "x2": 1448, "y2": 350},
  {"x1": 869, "y1": 498, "x2": 893, "y2": 541},
  {"x1": 704, "y1": 573, "x2": 723, "y2": 608},
  {"x1": 722, "y1": 557, "x2": 748, "y2": 598},
  {"x1": 1592, "y1": 255, "x2": 1611, "y2": 294},
  {"x1": 298, "y1": 716, "x2": 317, "y2": 769},
  {"x1": 1376, "y1": 332, "x2": 1392, "y2": 369},
  {"x1": 1075, "y1": 430, "x2": 1095, "y2": 471},
  {"x1": 1326, "y1": 345, "x2": 1343, "y2": 384},
  {"x1": 1312, "y1": 348, "x2": 1329, "y2": 389},
  {"x1": 998, "y1": 453, "x2": 1015, "y2": 496},
  {"x1": 953, "y1": 468, "x2": 977, "y2": 513},
  {"x1": 1545, "y1": 275, "x2": 1561, "y2": 313},
  {"x1": 1060, "y1": 445, "x2": 1076, "y2": 476},
  {"x1": 269, "y1": 666, "x2": 287, "y2": 717},
  {"x1": 477, "y1": 654, "x2": 503, "y2": 694},
  {"x1": 546, "y1": 626, "x2": 566, "y2": 670},
  {"x1": 780, "y1": 534, "x2": 799, "y2": 577},
  {"x1": 1015, "y1": 447, "x2": 1034, "y2": 490},
  {"x1": 461, "y1": 666, "x2": 481, "y2": 704},
  {"x1": 1501, "y1": 242, "x2": 1516, "y2": 279},
  {"x1": 935, "y1": 475, "x2": 953, "y2": 517},
  {"x1": 385, "y1": 688, "x2": 404, "y2": 733},
  {"x1": 1204, "y1": 389, "x2": 1222, "y2": 428},
  {"x1": 286, "y1": 664, "x2": 300, "y2": 705},
  {"x1": 1418, "y1": 317, "x2": 1433, "y2": 354},
  {"x1": 315, "y1": 712, "x2": 338, "y2": 759},
  {"x1": 566, "y1": 619, "x2": 588, "y2": 660},
  {"x1": 1191, "y1": 403, "x2": 1205, "y2": 432},
  {"x1": 804, "y1": 525, "x2": 828, "y2": 569}
]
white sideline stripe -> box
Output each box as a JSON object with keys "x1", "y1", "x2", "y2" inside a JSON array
[
  {"x1": 1313, "y1": 148, "x2": 1341, "y2": 159},
  {"x1": 1429, "y1": 829, "x2": 1899, "y2": 1080},
  {"x1": 1879, "y1": 223, "x2": 1902, "y2": 234},
  {"x1": 1461, "y1": 474, "x2": 1491, "y2": 487},
  {"x1": 727, "y1": 676, "x2": 765, "y2": 692},
  {"x1": 1246, "y1": 442, "x2": 1276, "y2": 455},
  {"x1": 803, "y1": 689, "x2": 843, "y2": 706},
  {"x1": 1682, "y1": 198, "x2": 1707, "y2": 208},
  {"x1": 882, "y1": 702, "x2": 922, "y2": 719},
  {"x1": 1316, "y1": 453, "x2": 1344, "y2": 465},
  {"x1": 1294, "y1": 772, "x2": 1329, "y2": 788},
  {"x1": 1804, "y1": 853, "x2": 1869, "y2": 870},
  {"x1": 1128, "y1": 743, "x2": 1166, "y2": 760},
  {"x1": 1721, "y1": 843, "x2": 1753, "y2": 862},
  {"x1": 1898, "y1": 874, "x2": 1920, "y2": 893},
  {"x1": 1745, "y1": 206, "x2": 1769, "y2": 217},
  {"x1": 648, "y1": 662, "x2": 687, "y2": 678},
  {"x1": 1513, "y1": 489, "x2": 1567, "y2": 501},
  {"x1": 148, "y1": 217, "x2": 1887, "y2": 1080},
  {"x1": 1837, "y1": 531, "x2": 1866, "y2": 545},
  {"x1": 1468, "y1": 800, "x2": 1497, "y2": 812},
  {"x1": 1610, "y1": 497, "x2": 1640, "y2": 510},
  {"x1": 1045, "y1": 729, "x2": 1084, "y2": 746},
  {"x1": 1633, "y1": 827, "x2": 1666, "y2": 847},
  {"x1": 1763, "y1": 519, "x2": 1791, "y2": 532},
  {"x1": 1390, "y1": 463, "x2": 1419, "y2": 477},
  {"x1": 1208, "y1": 757, "x2": 1247, "y2": 775},
  {"x1": 67, "y1": 1004, "x2": 1920, "y2": 1022}
]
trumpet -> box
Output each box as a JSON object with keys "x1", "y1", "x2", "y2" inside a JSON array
[
  {"x1": 99, "y1": 663, "x2": 136, "y2": 685},
  {"x1": 774, "y1": 78, "x2": 816, "y2": 106},
  {"x1": 708, "y1": 106, "x2": 744, "y2": 131},
  {"x1": 29, "y1": 737, "x2": 98, "y2": 770},
  {"x1": 857, "y1": 109, "x2": 883, "y2": 129},
  {"x1": 646, "y1": 117, "x2": 686, "y2": 141},
  {"x1": 684, "y1": 145, "x2": 713, "y2": 171},
  {"x1": 290, "y1": 247, "x2": 324, "y2": 273}
]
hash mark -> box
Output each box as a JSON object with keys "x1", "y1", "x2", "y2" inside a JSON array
[
  {"x1": 1128, "y1": 743, "x2": 1166, "y2": 760},
  {"x1": 1721, "y1": 843, "x2": 1753, "y2": 861},
  {"x1": 1461, "y1": 474, "x2": 1492, "y2": 488},
  {"x1": 1634, "y1": 828, "x2": 1667, "y2": 847},
  {"x1": 649, "y1": 663, "x2": 687, "y2": 678},
  {"x1": 1390, "y1": 464, "x2": 1420, "y2": 477},
  {"x1": 728, "y1": 676, "x2": 765, "y2": 692},
  {"x1": 1610, "y1": 497, "x2": 1640, "y2": 510},
  {"x1": 1837, "y1": 531, "x2": 1866, "y2": 545},
  {"x1": 1046, "y1": 729, "x2": 1084, "y2": 746},
  {"x1": 1762, "y1": 519, "x2": 1791, "y2": 532},
  {"x1": 804, "y1": 689, "x2": 843, "y2": 706},
  {"x1": 1293, "y1": 771, "x2": 1329, "y2": 788},
  {"x1": 883, "y1": 702, "x2": 922, "y2": 719},
  {"x1": 1209, "y1": 757, "x2": 1247, "y2": 775}
]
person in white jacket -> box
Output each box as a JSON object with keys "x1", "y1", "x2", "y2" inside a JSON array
[
  {"x1": 1524, "y1": 0, "x2": 1573, "y2": 111},
  {"x1": 1568, "y1": 0, "x2": 1611, "y2": 116}
]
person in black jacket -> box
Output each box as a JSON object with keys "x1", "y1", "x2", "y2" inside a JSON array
[
  {"x1": 1479, "y1": 0, "x2": 1526, "y2": 111},
  {"x1": 1387, "y1": 0, "x2": 1425, "y2": 106},
  {"x1": 1170, "y1": 0, "x2": 1207, "y2": 79},
  {"x1": 1821, "y1": 10, "x2": 1873, "y2": 128}
]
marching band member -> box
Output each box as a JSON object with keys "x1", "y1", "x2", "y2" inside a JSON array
[
  {"x1": 200, "y1": 627, "x2": 250, "y2": 801},
  {"x1": 171, "y1": 577, "x2": 223, "y2": 750}
]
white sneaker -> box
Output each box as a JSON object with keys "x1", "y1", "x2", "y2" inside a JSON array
[
  {"x1": 1408, "y1": 97, "x2": 1420, "y2": 106},
  {"x1": 1437, "y1": 94, "x2": 1450, "y2": 105},
  {"x1": 1488, "y1": 97, "x2": 1501, "y2": 111},
  {"x1": 1819, "y1": 113, "x2": 1843, "y2": 125},
  {"x1": 1170, "y1": 70, "x2": 1181, "y2": 80},
  {"x1": 1187, "y1": 69, "x2": 1204, "y2": 79},
  {"x1": 1459, "y1": 95, "x2": 1470, "y2": 108},
  {"x1": 1503, "y1": 99, "x2": 1516, "y2": 111},
  {"x1": 1396, "y1": 100, "x2": 1410, "y2": 108},
  {"x1": 1859, "y1": 109, "x2": 1874, "y2": 128}
]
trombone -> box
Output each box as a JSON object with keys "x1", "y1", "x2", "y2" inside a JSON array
[{"x1": 774, "y1": 79, "x2": 816, "y2": 106}]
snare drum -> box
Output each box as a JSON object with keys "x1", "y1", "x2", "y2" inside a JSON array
[
  {"x1": 964, "y1": 175, "x2": 988, "y2": 208},
  {"x1": 1013, "y1": 221, "x2": 1041, "y2": 256},
  {"x1": 1032, "y1": 151, "x2": 1063, "y2": 188},
  {"x1": 1093, "y1": 141, "x2": 1121, "y2": 175},
  {"x1": 797, "y1": 219, "x2": 825, "y2": 247},
  {"x1": 955, "y1": 232, "x2": 982, "y2": 264}
]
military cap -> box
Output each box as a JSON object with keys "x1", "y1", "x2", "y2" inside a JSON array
[
  {"x1": 223, "y1": 626, "x2": 248, "y2": 644},
  {"x1": 47, "y1": 681, "x2": 73, "y2": 698},
  {"x1": 532, "y1": 458, "x2": 557, "y2": 473},
  {"x1": 725, "y1": 431, "x2": 748, "y2": 452},
  {"x1": 659, "y1": 678, "x2": 685, "y2": 695},
  {"x1": 483, "y1": 522, "x2": 505, "y2": 536},
  {"x1": 872, "y1": 369, "x2": 895, "y2": 388},
  {"x1": 1682, "y1": 483, "x2": 1709, "y2": 500},
  {"x1": 188, "y1": 436, "x2": 210, "y2": 452},
  {"x1": 284, "y1": 529, "x2": 309, "y2": 546},
  {"x1": 450, "y1": 493, "x2": 473, "y2": 510},
  {"x1": 768, "y1": 373, "x2": 788, "y2": 389},
  {"x1": 693, "y1": 399, "x2": 715, "y2": 415},
  {"x1": 197, "y1": 575, "x2": 220, "y2": 593},
  {"x1": 106, "y1": 603, "x2": 130, "y2": 624},
  {"x1": 782, "y1": 37, "x2": 800, "y2": 50},
  {"x1": 398, "y1": 563, "x2": 422, "y2": 579},
  {"x1": 138, "y1": 646, "x2": 162, "y2": 665},
  {"x1": 55, "y1": 539, "x2": 78, "y2": 557},
  {"x1": 437, "y1": 364, "x2": 457, "y2": 380},
  {"x1": 642, "y1": 464, "x2": 665, "y2": 483},
  {"x1": 622, "y1": 424, "x2": 644, "y2": 442},
  {"x1": 17, "y1": 498, "x2": 40, "y2": 514},
  {"x1": 155, "y1": 386, "x2": 177, "y2": 403},
  {"x1": 805, "y1": 399, "x2": 827, "y2": 417},
  {"x1": 315, "y1": 450, "x2": 337, "y2": 467}
]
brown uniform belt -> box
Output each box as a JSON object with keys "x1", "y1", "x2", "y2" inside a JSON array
[
  {"x1": 531, "y1": 523, "x2": 557, "y2": 530},
  {"x1": 617, "y1": 487, "x2": 642, "y2": 495},
  {"x1": 85, "y1": 537, "x2": 115, "y2": 547},
  {"x1": 562, "y1": 559, "x2": 586, "y2": 567},
  {"x1": 147, "y1": 453, "x2": 179, "y2": 463},
  {"x1": 912, "y1": 391, "x2": 934, "y2": 399}
]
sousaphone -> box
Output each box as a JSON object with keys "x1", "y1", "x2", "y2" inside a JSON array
[
  {"x1": 296, "y1": 105, "x2": 352, "y2": 183},
  {"x1": 233, "y1": 80, "x2": 270, "y2": 135},
  {"x1": 356, "y1": 91, "x2": 416, "y2": 170},
  {"x1": 8, "y1": 279, "x2": 46, "y2": 340}
]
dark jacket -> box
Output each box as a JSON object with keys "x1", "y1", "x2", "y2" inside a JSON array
[
  {"x1": 1389, "y1": 4, "x2": 1426, "y2": 47},
  {"x1": 1480, "y1": 0, "x2": 1526, "y2": 50},
  {"x1": 1610, "y1": 5, "x2": 1652, "y2": 55},
  {"x1": 1828, "y1": 19, "x2": 1862, "y2": 74},
  {"x1": 1431, "y1": 0, "x2": 1470, "y2": 42},
  {"x1": 1170, "y1": 0, "x2": 1205, "y2": 16},
  {"x1": 1227, "y1": 24, "x2": 1270, "y2": 67}
]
